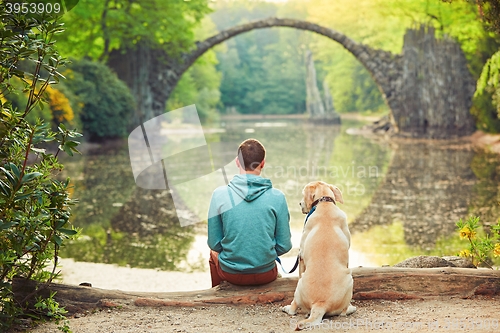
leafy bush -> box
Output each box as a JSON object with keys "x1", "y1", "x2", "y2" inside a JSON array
[
  {"x1": 471, "y1": 89, "x2": 500, "y2": 133},
  {"x1": 473, "y1": 51, "x2": 500, "y2": 133},
  {"x1": 0, "y1": 6, "x2": 80, "y2": 331},
  {"x1": 63, "y1": 59, "x2": 135, "y2": 141}
]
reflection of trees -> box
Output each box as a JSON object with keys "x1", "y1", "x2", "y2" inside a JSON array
[
  {"x1": 469, "y1": 151, "x2": 500, "y2": 227},
  {"x1": 60, "y1": 141, "x2": 197, "y2": 271},
  {"x1": 351, "y1": 142, "x2": 477, "y2": 248},
  {"x1": 304, "y1": 123, "x2": 340, "y2": 168},
  {"x1": 63, "y1": 141, "x2": 136, "y2": 228},
  {"x1": 62, "y1": 224, "x2": 195, "y2": 271}
]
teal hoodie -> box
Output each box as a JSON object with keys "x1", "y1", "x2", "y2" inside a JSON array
[{"x1": 207, "y1": 174, "x2": 292, "y2": 274}]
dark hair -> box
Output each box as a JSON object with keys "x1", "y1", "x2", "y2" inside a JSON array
[{"x1": 237, "y1": 138, "x2": 266, "y2": 171}]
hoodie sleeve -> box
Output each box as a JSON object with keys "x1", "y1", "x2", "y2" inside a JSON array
[
  {"x1": 275, "y1": 195, "x2": 292, "y2": 256},
  {"x1": 207, "y1": 191, "x2": 223, "y2": 253}
]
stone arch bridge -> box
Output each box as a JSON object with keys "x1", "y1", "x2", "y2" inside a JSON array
[{"x1": 109, "y1": 17, "x2": 475, "y2": 138}]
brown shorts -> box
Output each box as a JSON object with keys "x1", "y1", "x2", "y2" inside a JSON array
[{"x1": 209, "y1": 250, "x2": 278, "y2": 287}]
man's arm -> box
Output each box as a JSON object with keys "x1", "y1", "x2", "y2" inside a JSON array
[
  {"x1": 275, "y1": 196, "x2": 292, "y2": 256},
  {"x1": 207, "y1": 193, "x2": 223, "y2": 253}
]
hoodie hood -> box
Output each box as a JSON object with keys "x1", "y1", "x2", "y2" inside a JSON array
[{"x1": 228, "y1": 174, "x2": 272, "y2": 202}]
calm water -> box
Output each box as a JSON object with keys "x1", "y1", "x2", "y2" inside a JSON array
[{"x1": 59, "y1": 117, "x2": 500, "y2": 271}]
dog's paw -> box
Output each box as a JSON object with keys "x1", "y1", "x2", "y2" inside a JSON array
[
  {"x1": 282, "y1": 305, "x2": 297, "y2": 315},
  {"x1": 340, "y1": 305, "x2": 357, "y2": 317}
]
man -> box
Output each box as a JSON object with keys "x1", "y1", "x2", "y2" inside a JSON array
[{"x1": 207, "y1": 138, "x2": 292, "y2": 287}]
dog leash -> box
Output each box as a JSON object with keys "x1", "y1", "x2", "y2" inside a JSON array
[{"x1": 275, "y1": 205, "x2": 317, "y2": 274}]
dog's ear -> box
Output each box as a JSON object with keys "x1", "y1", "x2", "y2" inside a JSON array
[
  {"x1": 303, "y1": 183, "x2": 316, "y2": 209},
  {"x1": 329, "y1": 184, "x2": 344, "y2": 204}
]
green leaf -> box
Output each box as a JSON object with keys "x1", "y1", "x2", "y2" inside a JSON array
[
  {"x1": 58, "y1": 228, "x2": 77, "y2": 236},
  {"x1": 52, "y1": 235, "x2": 63, "y2": 246},
  {"x1": 0, "y1": 222, "x2": 17, "y2": 230},
  {"x1": 21, "y1": 172, "x2": 43, "y2": 184},
  {"x1": 14, "y1": 191, "x2": 33, "y2": 202},
  {"x1": 0, "y1": 180, "x2": 11, "y2": 196},
  {"x1": 0, "y1": 167, "x2": 17, "y2": 186},
  {"x1": 8, "y1": 163, "x2": 20, "y2": 180},
  {"x1": 55, "y1": 220, "x2": 66, "y2": 229},
  {"x1": 58, "y1": 123, "x2": 67, "y2": 132},
  {"x1": 67, "y1": 131, "x2": 83, "y2": 138},
  {"x1": 31, "y1": 147, "x2": 46, "y2": 154},
  {"x1": 59, "y1": 143, "x2": 73, "y2": 156}
]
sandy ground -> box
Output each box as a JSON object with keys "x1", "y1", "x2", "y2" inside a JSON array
[
  {"x1": 25, "y1": 296, "x2": 500, "y2": 333},
  {"x1": 56, "y1": 258, "x2": 213, "y2": 293}
]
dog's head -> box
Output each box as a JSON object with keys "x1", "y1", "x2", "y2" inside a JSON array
[{"x1": 299, "y1": 181, "x2": 344, "y2": 214}]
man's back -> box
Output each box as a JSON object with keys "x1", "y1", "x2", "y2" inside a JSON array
[
  {"x1": 208, "y1": 174, "x2": 292, "y2": 274},
  {"x1": 207, "y1": 138, "x2": 292, "y2": 287}
]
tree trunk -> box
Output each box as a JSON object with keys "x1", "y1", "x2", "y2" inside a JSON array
[{"x1": 13, "y1": 267, "x2": 500, "y2": 314}]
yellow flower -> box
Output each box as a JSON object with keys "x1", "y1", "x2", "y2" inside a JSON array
[
  {"x1": 459, "y1": 226, "x2": 476, "y2": 239},
  {"x1": 494, "y1": 244, "x2": 500, "y2": 258},
  {"x1": 458, "y1": 249, "x2": 471, "y2": 258}
]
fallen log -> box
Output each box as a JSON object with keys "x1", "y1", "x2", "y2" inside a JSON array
[{"x1": 13, "y1": 267, "x2": 500, "y2": 314}]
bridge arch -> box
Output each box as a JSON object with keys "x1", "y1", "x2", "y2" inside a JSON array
[
  {"x1": 180, "y1": 18, "x2": 389, "y2": 85},
  {"x1": 108, "y1": 17, "x2": 475, "y2": 138}
]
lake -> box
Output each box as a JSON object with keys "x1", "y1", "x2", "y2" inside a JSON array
[{"x1": 59, "y1": 115, "x2": 500, "y2": 287}]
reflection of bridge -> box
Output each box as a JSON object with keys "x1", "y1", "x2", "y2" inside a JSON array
[
  {"x1": 350, "y1": 141, "x2": 476, "y2": 248},
  {"x1": 110, "y1": 18, "x2": 475, "y2": 138}
]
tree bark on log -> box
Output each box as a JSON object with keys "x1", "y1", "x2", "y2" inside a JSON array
[{"x1": 13, "y1": 267, "x2": 500, "y2": 314}]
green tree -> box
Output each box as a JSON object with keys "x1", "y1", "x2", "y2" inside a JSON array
[
  {"x1": 462, "y1": 0, "x2": 500, "y2": 131},
  {"x1": 56, "y1": 0, "x2": 217, "y2": 123},
  {"x1": 0, "y1": 4, "x2": 80, "y2": 330},
  {"x1": 57, "y1": 0, "x2": 211, "y2": 61},
  {"x1": 211, "y1": 0, "x2": 308, "y2": 115}
]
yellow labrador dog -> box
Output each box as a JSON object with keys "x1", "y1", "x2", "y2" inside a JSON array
[{"x1": 282, "y1": 181, "x2": 356, "y2": 330}]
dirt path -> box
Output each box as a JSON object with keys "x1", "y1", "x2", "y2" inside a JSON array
[{"x1": 25, "y1": 295, "x2": 499, "y2": 333}]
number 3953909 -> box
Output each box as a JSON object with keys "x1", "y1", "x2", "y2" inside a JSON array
[{"x1": 5, "y1": 2, "x2": 62, "y2": 14}]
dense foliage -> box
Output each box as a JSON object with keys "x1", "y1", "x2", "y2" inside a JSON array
[
  {"x1": 45, "y1": 0, "x2": 500, "y2": 131},
  {"x1": 54, "y1": 0, "x2": 220, "y2": 124},
  {"x1": 457, "y1": 216, "x2": 500, "y2": 268},
  {"x1": 467, "y1": 0, "x2": 500, "y2": 131},
  {"x1": 62, "y1": 59, "x2": 135, "y2": 141},
  {"x1": 0, "y1": 4, "x2": 80, "y2": 330},
  {"x1": 57, "y1": 0, "x2": 212, "y2": 60},
  {"x1": 210, "y1": 1, "x2": 309, "y2": 115}
]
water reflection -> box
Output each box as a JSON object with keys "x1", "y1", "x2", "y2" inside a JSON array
[
  {"x1": 56, "y1": 120, "x2": 500, "y2": 271},
  {"x1": 60, "y1": 142, "x2": 200, "y2": 271},
  {"x1": 469, "y1": 151, "x2": 500, "y2": 226},
  {"x1": 350, "y1": 139, "x2": 500, "y2": 266},
  {"x1": 59, "y1": 118, "x2": 500, "y2": 271},
  {"x1": 60, "y1": 118, "x2": 392, "y2": 271},
  {"x1": 351, "y1": 141, "x2": 476, "y2": 246}
]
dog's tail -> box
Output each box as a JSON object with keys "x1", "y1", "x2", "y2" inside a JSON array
[{"x1": 295, "y1": 306, "x2": 326, "y2": 331}]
